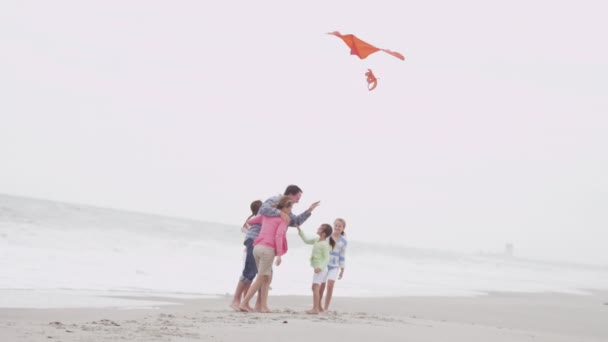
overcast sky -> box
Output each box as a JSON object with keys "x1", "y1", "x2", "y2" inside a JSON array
[{"x1": 1, "y1": 0, "x2": 607, "y2": 265}]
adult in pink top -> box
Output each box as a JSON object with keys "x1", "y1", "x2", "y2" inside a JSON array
[
  {"x1": 239, "y1": 196, "x2": 293, "y2": 313},
  {"x1": 248, "y1": 215, "x2": 288, "y2": 257}
]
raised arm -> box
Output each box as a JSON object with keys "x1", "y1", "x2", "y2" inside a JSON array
[
  {"x1": 298, "y1": 229, "x2": 318, "y2": 245},
  {"x1": 288, "y1": 200, "x2": 320, "y2": 227},
  {"x1": 288, "y1": 210, "x2": 311, "y2": 227},
  {"x1": 247, "y1": 215, "x2": 263, "y2": 226},
  {"x1": 258, "y1": 196, "x2": 281, "y2": 217}
]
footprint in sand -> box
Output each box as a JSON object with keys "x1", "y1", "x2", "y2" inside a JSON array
[
  {"x1": 48, "y1": 322, "x2": 64, "y2": 329},
  {"x1": 91, "y1": 319, "x2": 120, "y2": 326}
]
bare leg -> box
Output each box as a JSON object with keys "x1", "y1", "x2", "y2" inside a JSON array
[
  {"x1": 254, "y1": 287, "x2": 263, "y2": 312},
  {"x1": 242, "y1": 283, "x2": 251, "y2": 300},
  {"x1": 318, "y1": 282, "x2": 326, "y2": 312},
  {"x1": 256, "y1": 271, "x2": 272, "y2": 311},
  {"x1": 260, "y1": 276, "x2": 272, "y2": 312},
  {"x1": 306, "y1": 284, "x2": 320, "y2": 314},
  {"x1": 230, "y1": 280, "x2": 248, "y2": 311},
  {"x1": 239, "y1": 275, "x2": 267, "y2": 312},
  {"x1": 323, "y1": 280, "x2": 336, "y2": 312}
]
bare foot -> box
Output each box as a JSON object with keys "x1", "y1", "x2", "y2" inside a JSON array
[
  {"x1": 239, "y1": 304, "x2": 254, "y2": 312},
  {"x1": 230, "y1": 302, "x2": 241, "y2": 312},
  {"x1": 260, "y1": 307, "x2": 272, "y2": 313},
  {"x1": 254, "y1": 305, "x2": 263, "y2": 312},
  {"x1": 306, "y1": 309, "x2": 319, "y2": 315}
]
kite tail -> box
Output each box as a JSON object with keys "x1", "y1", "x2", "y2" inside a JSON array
[
  {"x1": 381, "y1": 49, "x2": 405, "y2": 61},
  {"x1": 365, "y1": 69, "x2": 378, "y2": 91}
]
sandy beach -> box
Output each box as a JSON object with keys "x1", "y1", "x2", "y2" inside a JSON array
[{"x1": 1, "y1": 291, "x2": 606, "y2": 342}]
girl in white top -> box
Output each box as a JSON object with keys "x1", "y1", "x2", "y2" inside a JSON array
[{"x1": 319, "y1": 218, "x2": 347, "y2": 312}]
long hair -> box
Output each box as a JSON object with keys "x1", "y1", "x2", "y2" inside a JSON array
[
  {"x1": 243, "y1": 200, "x2": 263, "y2": 227},
  {"x1": 321, "y1": 223, "x2": 336, "y2": 249}
]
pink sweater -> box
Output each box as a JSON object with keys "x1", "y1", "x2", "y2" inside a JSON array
[{"x1": 248, "y1": 215, "x2": 288, "y2": 257}]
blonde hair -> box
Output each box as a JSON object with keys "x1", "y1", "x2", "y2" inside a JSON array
[{"x1": 273, "y1": 196, "x2": 293, "y2": 210}]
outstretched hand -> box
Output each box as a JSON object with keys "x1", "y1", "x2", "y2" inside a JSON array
[{"x1": 308, "y1": 201, "x2": 321, "y2": 213}]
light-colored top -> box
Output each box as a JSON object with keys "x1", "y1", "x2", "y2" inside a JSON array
[
  {"x1": 248, "y1": 215, "x2": 288, "y2": 257},
  {"x1": 328, "y1": 235, "x2": 347, "y2": 270},
  {"x1": 298, "y1": 230, "x2": 330, "y2": 271}
]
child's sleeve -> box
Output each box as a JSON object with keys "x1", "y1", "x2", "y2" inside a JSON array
[
  {"x1": 298, "y1": 229, "x2": 318, "y2": 245},
  {"x1": 247, "y1": 215, "x2": 263, "y2": 226},
  {"x1": 339, "y1": 240, "x2": 347, "y2": 268},
  {"x1": 258, "y1": 197, "x2": 280, "y2": 217}
]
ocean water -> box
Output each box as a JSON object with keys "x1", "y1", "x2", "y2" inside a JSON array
[{"x1": 2, "y1": 194, "x2": 608, "y2": 308}]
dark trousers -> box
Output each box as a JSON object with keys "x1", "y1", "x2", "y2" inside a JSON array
[{"x1": 239, "y1": 238, "x2": 257, "y2": 284}]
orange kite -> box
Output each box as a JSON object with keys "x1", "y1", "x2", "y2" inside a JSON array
[{"x1": 327, "y1": 31, "x2": 405, "y2": 61}]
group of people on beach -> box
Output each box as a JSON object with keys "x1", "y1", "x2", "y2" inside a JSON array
[{"x1": 229, "y1": 185, "x2": 348, "y2": 314}]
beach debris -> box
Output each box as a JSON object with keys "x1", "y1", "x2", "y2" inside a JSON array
[
  {"x1": 91, "y1": 319, "x2": 120, "y2": 326},
  {"x1": 48, "y1": 322, "x2": 64, "y2": 328},
  {"x1": 327, "y1": 31, "x2": 405, "y2": 91},
  {"x1": 282, "y1": 320, "x2": 288, "y2": 324}
]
